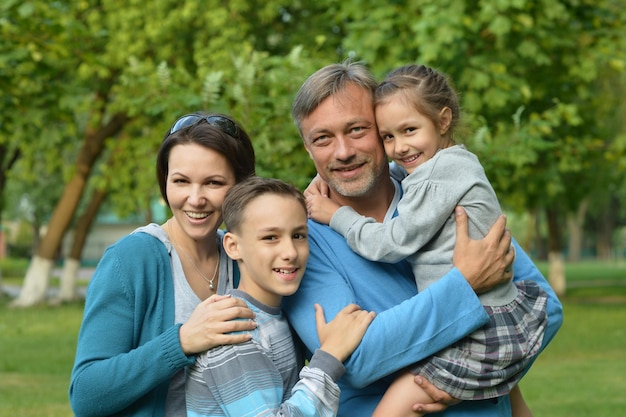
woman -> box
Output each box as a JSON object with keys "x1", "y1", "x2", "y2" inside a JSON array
[{"x1": 69, "y1": 113, "x2": 257, "y2": 417}]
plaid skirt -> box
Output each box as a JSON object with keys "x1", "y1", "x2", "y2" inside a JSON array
[{"x1": 410, "y1": 280, "x2": 548, "y2": 400}]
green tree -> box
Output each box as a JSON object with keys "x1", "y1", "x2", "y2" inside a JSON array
[
  {"x1": 3, "y1": 0, "x2": 624, "y2": 305},
  {"x1": 337, "y1": 0, "x2": 626, "y2": 295},
  {"x1": 1, "y1": 0, "x2": 336, "y2": 305}
]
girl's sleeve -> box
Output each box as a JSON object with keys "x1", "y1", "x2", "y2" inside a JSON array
[
  {"x1": 330, "y1": 179, "x2": 457, "y2": 263},
  {"x1": 331, "y1": 150, "x2": 499, "y2": 264}
]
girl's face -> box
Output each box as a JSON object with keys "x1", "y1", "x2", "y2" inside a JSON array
[
  {"x1": 376, "y1": 92, "x2": 451, "y2": 174},
  {"x1": 166, "y1": 143, "x2": 235, "y2": 243}
]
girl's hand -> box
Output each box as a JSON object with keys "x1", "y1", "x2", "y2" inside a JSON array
[
  {"x1": 303, "y1": 174, "x2": 331, "y2": 198},
  {"x1": 306, "y1": 194, "x2": 341, "y2": 225}
]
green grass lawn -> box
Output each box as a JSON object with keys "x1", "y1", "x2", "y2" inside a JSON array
[
  {"x1": 521, "y1": 300, "x2": 626, "y2": 416},
  {"x1": 0, "y1": 300, "x2": 83, "y2": 417},
  {"x1": 1, "y1": 259, "x2": 625, "y2": 416}
]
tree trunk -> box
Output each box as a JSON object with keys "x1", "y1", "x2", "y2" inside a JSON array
[
  {"x1": 11, "y1": 256, "x2": 55, "y2": 307},
  {"x1": 567, "y1": 198, "x2": 588, "y2": 262},
  {"x1": 545, "y1": 206, "x2": 566, "y2": 298},
  {"x1": 615, "y1": 227, "x2": 626, "y2": 267},
  {"x1": 532, "y1": 208, "x2": 547, "y2": 260},
  {"x1": 521, "y1": 211, "x2": 535, "y2": 254},
  {"x1": 59, "y1": 258, "x2": 82, "y2": 302},
  {"x1": 548, "y1": 251, "x2": 566, "y2": 297},
  {"x1": 0, "y1": 229, "x2": 4, "y2": 292},
  {"x1": 59, "y1": 187, "x2": 107, "y2": 301},
  {"x1": 595, "y1": 196, "x2": 617, "y2": 260},
  {"x1": 13, "y1": 112, "x2": 128, "y2": 307},
  {"x1": 0, "y1": 145, "x2": 21, "y2": 292}
]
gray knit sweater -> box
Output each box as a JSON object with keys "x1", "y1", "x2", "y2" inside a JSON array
[{"x1": 330, "y1": 145, "x2": 517, "y2": 306}]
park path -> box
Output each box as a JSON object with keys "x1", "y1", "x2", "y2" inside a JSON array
[{"x1": 1, "y1": 267, "x2": 94, "y2": 299}]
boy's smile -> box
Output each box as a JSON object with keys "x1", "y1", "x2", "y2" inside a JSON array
[{"x1": 225, "y1": 193, "x2": 309, "y2": 307}]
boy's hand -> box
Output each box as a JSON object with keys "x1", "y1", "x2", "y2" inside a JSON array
[{"x1": 315, "y1": 303, "x2": 376, "y2": 362}]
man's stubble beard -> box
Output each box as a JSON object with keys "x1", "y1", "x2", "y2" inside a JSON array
[{"x1": 326, "y1": 161, "x2": 384, "y2": 198}]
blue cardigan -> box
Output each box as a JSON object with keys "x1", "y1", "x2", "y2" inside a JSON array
[{"x1": 69, "y1": 232, "x2": 195, "y2": 417}]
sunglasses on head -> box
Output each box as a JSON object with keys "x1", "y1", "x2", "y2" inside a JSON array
[{"x1": 168, "y1": 114, "x2": 239, "y2": 139}]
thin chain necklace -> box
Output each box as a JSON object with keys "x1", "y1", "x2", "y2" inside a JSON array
[{"x1": 167, "y1": 221, "x2": 219, "y2": 290}]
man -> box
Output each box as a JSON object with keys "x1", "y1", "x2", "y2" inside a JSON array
[{"x1": 282, "y1": 61, "x2": 563, "y2": 416}]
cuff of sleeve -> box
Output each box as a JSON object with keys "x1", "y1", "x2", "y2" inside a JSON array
[
  {"x1": 308, "y1": 349, "x2": 346, "y2": 382},
  {"x1": 436, "y1": 268, "x2": 486, "y2": 318},
  {"x1": 162, "y1": 323, "x2": 196, "y2": 370},
  {"x1": 329, "y1": 206, "x2": 360, "y2": 236}
]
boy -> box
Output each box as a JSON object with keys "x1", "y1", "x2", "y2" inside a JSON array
[{"x1": 186, "y1": 176, "x2": 375, "y2": 417}]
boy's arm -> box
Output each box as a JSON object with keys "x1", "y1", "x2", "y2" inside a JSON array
[{"x1": 196, "y1": 343, "x2": 346, "y2": 417}]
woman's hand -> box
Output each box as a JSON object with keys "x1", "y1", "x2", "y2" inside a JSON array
[{"x1": 179, "y1": 294, "x2": 256, "y2": 354}]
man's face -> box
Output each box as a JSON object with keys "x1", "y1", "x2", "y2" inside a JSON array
[{"x1": 300, "y1": 84, "x2": 387, "y2": 198}]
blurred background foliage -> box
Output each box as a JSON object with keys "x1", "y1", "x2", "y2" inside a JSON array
[{"x1": 0, "y1": 0, "x2": 625, "y2": 276}]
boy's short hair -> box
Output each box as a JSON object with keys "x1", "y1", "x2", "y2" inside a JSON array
[{"x1": 222, "y1": 177, "x2": 307, "y2": 233}]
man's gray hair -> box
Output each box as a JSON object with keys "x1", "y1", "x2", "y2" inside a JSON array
[{"x1": 291, "y1": 60, "x2": 377, "y2": 134}]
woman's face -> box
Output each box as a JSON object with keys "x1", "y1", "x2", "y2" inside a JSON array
[{"x1": 166, "y1": 143, "x2": 235, "y2": 242}]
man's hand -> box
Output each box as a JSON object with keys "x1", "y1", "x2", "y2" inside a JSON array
[
  {"x1": 412, "y1": 376, "x2": 460, "y2": 413},
  {"x1": 453, "y1": 206, "x2": 515, "y2": 294}
]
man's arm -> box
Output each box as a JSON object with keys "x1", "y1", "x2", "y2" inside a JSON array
[
  {"x1": 284, "y1": 208, "x2": 513, "y2": 388},
  {"x1": 410, "y1": 231, "x2": 563, "y2": 415}
]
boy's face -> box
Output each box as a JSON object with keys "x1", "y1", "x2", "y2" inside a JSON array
[{"x1": 225, "y1": 193, "x2": 309, "y2": 307}]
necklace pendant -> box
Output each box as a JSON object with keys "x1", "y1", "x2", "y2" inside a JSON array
[{"x1": 209, "y1": 282, "x2": 214, "y2": 290}]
